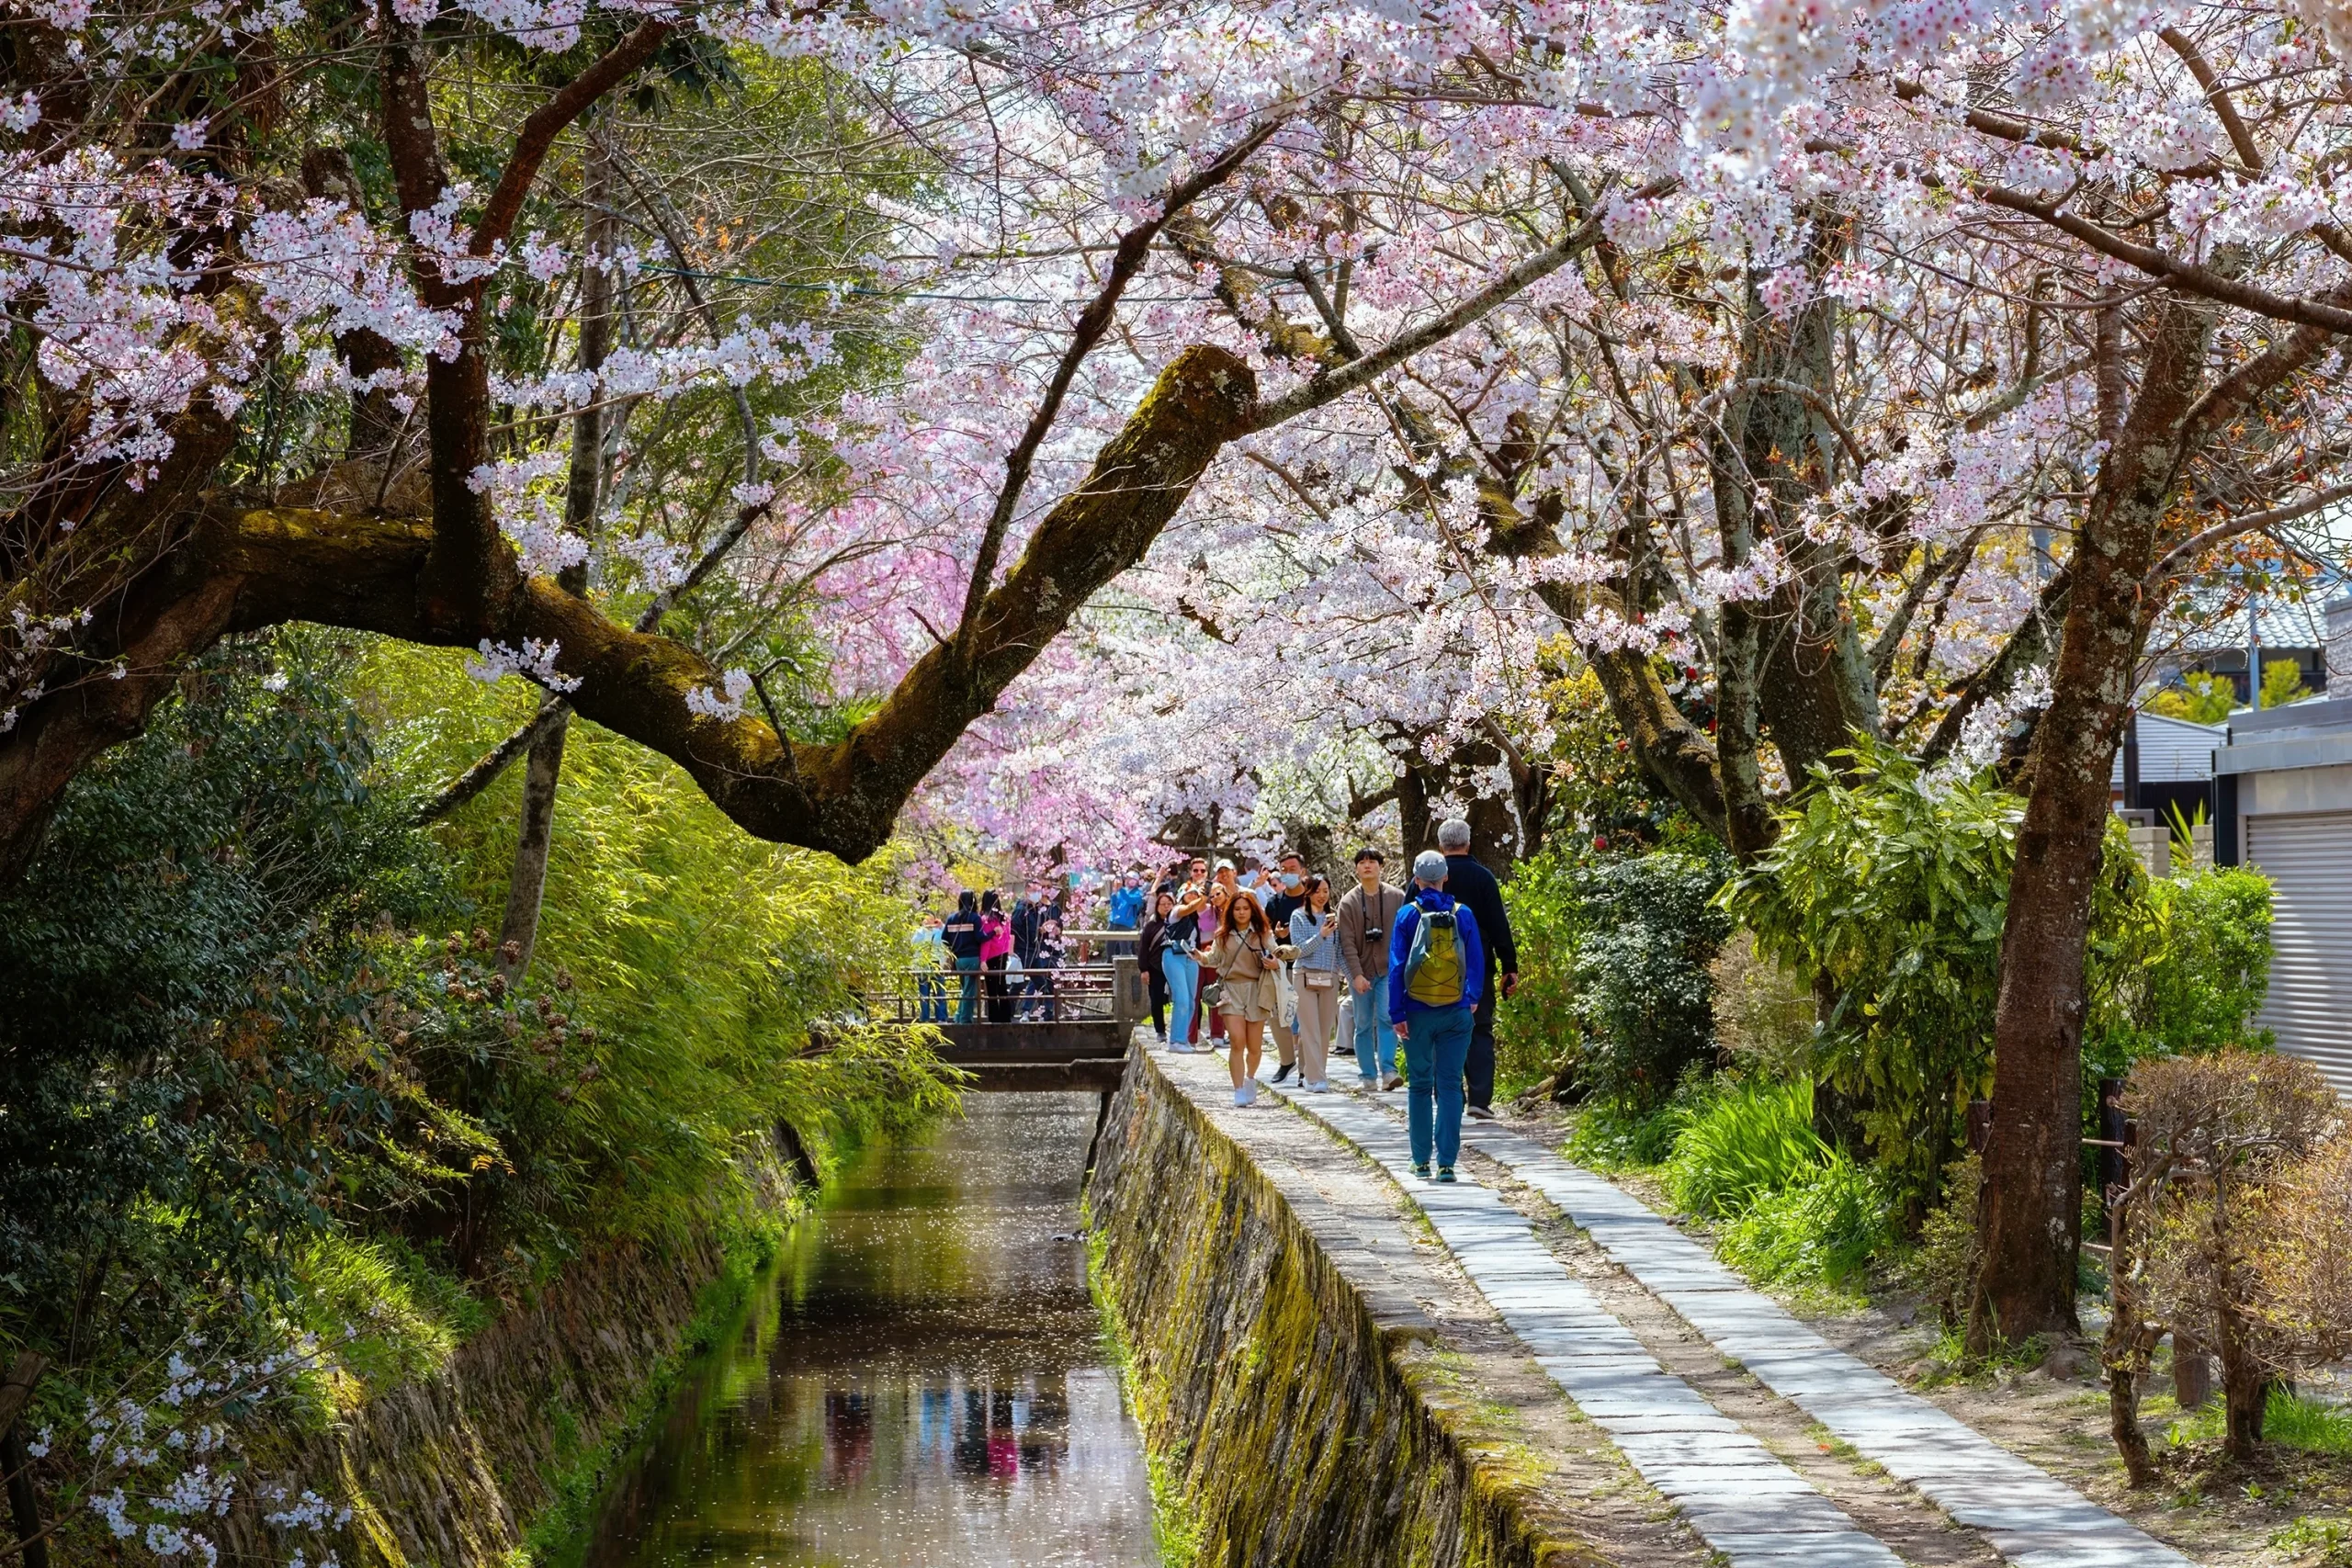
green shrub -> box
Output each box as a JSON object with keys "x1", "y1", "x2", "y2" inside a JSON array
[
  {"x1": 1714, "y1": 1152, "x2": 1892, "y2": 1287},
  {"x1": 1568, "y1": 848, "x2": 1734, "y2": 1111},
  {"x1": 1710, "y1": 930, "x2": 1816, "y2": 1082},
  {"x1": 1723, "y1": 746, "x2": 2015, "y2": 1216},
  {"x1": 1495, "y1": 842, "x2": 1589, "y2": 1099},
  {"x1": 1663, "y1": 1079, "x2": 1824, "y2": 1219},
  {"x1": 1564, "y1": 1095, "x2": 1688, "y2": 1170},
  {"x1": 1907, "y1": 1152, "x2": 1983, "y2": 1326},
  {"x1": 2086, "y1": 865, "x2": 2273, "y2": 1077}
]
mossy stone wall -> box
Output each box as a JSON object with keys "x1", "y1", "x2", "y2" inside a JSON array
[
  {"x1": 224, "y1": 1161, "x2": 796, "y2": 1568},
  {"x1": 1087, "y1": 1056, "x2": 1607, "y2": 1567}
]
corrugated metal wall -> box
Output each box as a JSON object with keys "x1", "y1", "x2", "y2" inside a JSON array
[{"x1": 2247, "y1": 811, "x2": 2352, "y2": 1096}]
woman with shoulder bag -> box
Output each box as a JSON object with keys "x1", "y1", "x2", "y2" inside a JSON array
[
  {"x1": 1201, "y1": 890, "x2": 1282, "y2": 1106},
  {"x1": 1287, "y1": 874, "x2": 1342, "y2": 1092}
]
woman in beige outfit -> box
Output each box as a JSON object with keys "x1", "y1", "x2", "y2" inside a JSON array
[{"x1": 1201, "y1": 890, "x2": 1282, "y2": 1105}]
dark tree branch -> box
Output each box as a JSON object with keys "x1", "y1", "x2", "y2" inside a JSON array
[
  {"x1": 475, "y1": 18, "x2": 675, "y2": 255},
  {"x1": 1245, "y1": 176, "x2": 1680, "y2": 434},
  {"x1": 957, "y1": 119, "x2": 1283, "y2": 642}
]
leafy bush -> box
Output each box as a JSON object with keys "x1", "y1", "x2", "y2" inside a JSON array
[
  {"x1": 2086, "y1": 865, "x2": 2273, "y2": 1077},
  {"x1": 1725, "y1": 743, "x2": 2190, "y2": 1222},
  {"x1": 1908, "y1": 1152, "x2": 1983, "y2": 1327},
  {"x1": 1715, "y1": 1153, "x2": 1892, "y2": 1288},
  {"x1": 0, "y1": 632, "x2": 474, "y2": 1353},
  {"x1": 2, "y1": 630, "x2": 954, "y2": 1382},
  {"x1": 1568, "y1": 847, "x2": 1735, "y2": 1110},
  {"x1": 1724, "y1": 747, "x2": 2017, "y2": 1215},
  {"x1": 1495, "y1": 840, "x2": 1588, "y2": 1097},
  {"x1": 1564, "y1": 1095, "x2": 1688, "y2": 1169},
  {"x1": 1663, "y1": 1079, "x2": 1823, "y2": 1219}
]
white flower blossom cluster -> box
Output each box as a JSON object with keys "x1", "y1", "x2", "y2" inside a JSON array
[
  {"x1": 467, "y1": 638, "x2": 582, "y2": 693},
  {"x1": 684, "y1": 668, "x2": 755, "y2": 721},
  {"x1": 67, "y1": 1337, "x2": 351, "y2": 1568}
]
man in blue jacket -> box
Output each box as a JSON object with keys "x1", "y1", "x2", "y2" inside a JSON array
[
  {"x1": 1107, "y1": 871, "x2": 1146, "y2": 957},
  {"x1": 1388, "y1": 850, "x2": 1485, "y2": 1183}
]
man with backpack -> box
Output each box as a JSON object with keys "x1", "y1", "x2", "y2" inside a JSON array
[{"x1": 1388, "y1": 850, "x2": 1485, "y2": 1183}]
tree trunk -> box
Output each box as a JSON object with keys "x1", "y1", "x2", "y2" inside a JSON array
[
  {"x1": 496, "y1": 130, "x2": 610, "y2": 981},
  {"x1": 498, "y1": 714, "x2": 570, "y2": 976},
  {"x1": 2108, "y1": 1358, "x2": 2156, "y2": 1488},
  {"x1": 1969, "y1": 300, "x2": 2209, "y2": 1351},
  {"x1": 2219, "y1": 1337, "x2": 2268, "y2": 1461}
]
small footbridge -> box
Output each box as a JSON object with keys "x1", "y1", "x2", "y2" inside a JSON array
[{"x1": 858, "y1": 932, "x2": 1148, "y2": 1093}]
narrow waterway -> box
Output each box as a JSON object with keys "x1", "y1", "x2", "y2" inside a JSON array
[{"x1": 584, "y1": 1093, "x2": 1160, "y2": 1566}]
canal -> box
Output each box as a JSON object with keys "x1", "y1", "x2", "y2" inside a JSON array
[{"x1": 582, "y1": 1094, "x2": 1161, "y2": 1566}]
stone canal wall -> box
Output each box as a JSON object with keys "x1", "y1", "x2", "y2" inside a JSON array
[
  {"x1": 1086, "y1": 1048, "x2": 1605, "y2": 1568},
  {"x1": 224, "y1": 1152, "x2": 800, "y2": 1568}
]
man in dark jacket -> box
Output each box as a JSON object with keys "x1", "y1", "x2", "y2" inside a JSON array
[
  {"x1": 941, "y1": 891, "x2": 984, "y2": 1023},
  {"x1": 1437, "y1": 818, "x2": 1518, "y2": 1119},
  {"x1": 1011, "y1": 884, "x2": 1046, "y2": 967}
]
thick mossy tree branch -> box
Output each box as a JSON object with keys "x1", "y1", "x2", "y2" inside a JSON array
[{"x1": 0, "y1": 345, "x2": 1260, "y2": 879}]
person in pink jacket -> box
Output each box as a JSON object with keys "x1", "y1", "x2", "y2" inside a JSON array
[{"x1": 978, "y1": 890, "x2": 1014, "y2": 1023}]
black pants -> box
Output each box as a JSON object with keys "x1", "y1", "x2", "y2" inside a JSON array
[
  {"x1": 984, "y1": 955, "x2": 1013, "y2": 1023},
  {"x1": 1464, "y1": 968, "x2": 1498, "y2": 1110},
  {"x1": 1146, "y1": 961, "x2": 1170, "y2": 1038}
]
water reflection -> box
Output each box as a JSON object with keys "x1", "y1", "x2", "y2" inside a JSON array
[{"x1": 586, "y1": 1094, "x2": 1158, "y2": 1567}]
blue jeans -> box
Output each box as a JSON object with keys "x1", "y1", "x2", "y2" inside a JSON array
[
  {"x1": 955, "y1": 955, "x2": 981, "y2": 1023},
  {"x1": 1162, "y1": 948, "x2": 1201, "y2": 1044},
  {"x1": 1352, "y1": 982, "x2": 1395, "y2": 1082},
  {"x1": 919, "y1": 970, "x2": 948, "y2": 1023},
  {"x1": 1403, "y1": 1006, "x2": 1473, "y2": 1169}
]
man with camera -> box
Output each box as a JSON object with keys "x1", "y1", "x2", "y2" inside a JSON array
[{"x1": 1335, "y1": 848, "x2": 1408, "y2": 1091}]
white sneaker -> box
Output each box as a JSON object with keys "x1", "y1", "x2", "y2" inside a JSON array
[
  {"x1": 1304, "y1": 1079, "x2": 1330, "y2": 1093},
  {"x1": 1170, "y1": 1042, "x2": 1198, "y2": 1054},
  {"x1": 1238, "y1": 1081, "x2": 1258, "y2": 1106}
]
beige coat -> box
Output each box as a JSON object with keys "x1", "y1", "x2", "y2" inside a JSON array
[
  {"x1": 1202, "y1": 928, "x2": 1282, "y2": 1020},
  {"x1": 1335, "y1": 881, "x2": 1408, "y2": 986}
]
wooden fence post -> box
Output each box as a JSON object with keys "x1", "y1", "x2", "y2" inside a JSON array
[
  {"x1": 0, "y1": 1350, "x2": 49, "y2": 1568},
  {"x1": 1111, "y1": 953, "x2": 1140, "y2": 1033}
]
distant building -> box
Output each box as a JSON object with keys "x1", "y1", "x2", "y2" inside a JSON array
[
  {"x1": 2215, "y1": 697, "x2": 2352, "y2": 1094},
  {"x1": 2112, "y1": 711, "x2": 2223, "y2": 824}
]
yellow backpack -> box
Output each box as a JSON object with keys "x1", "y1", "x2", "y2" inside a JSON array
[{"x1": 1402, "y1": 906, "x2": 1464, "y2": 1006}]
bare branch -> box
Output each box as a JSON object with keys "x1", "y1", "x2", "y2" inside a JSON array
[
  {"x1": 956, "y1": 118, "x2": 1283, "y2": 639},
  {"x1": 1246, "y1": 176, "x2": 1679, "y2": 434},
  {"x1": 476, "y1": 18, "x2": 675, "y2": 254}
]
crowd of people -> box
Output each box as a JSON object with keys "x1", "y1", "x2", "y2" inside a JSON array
[
  {"x1": 1132, "y1": 818, "x2": 1519, "y2": 1183},
  {"x1": 914, "y1": 884, "x2": 1080, "y2": 1024},
  {"x1": 908, "y1": 818, "x2": 1521, "y2": 1182}
]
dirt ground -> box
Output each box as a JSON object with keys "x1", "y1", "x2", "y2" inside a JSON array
[{"x1": 1499, "y1": 1100, "x2": 2352, "y2": 1568}]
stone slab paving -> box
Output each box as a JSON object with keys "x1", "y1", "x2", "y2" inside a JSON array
[
  {"x1": 1272, "y1": 1084, "x2": 1907, "y2": 1568},
  {"x1": 1451, "y1": 1117, "x2": 2196, "y2": 1568}
]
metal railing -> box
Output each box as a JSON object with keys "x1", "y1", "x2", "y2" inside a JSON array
[{"x1": 858, "y1": 955, "x2": 1144, "y2": 1027}]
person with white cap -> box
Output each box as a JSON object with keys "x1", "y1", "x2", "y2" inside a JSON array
[{"x1": 1387, "y1": 849, "x2": 1485, "y2": 1182}]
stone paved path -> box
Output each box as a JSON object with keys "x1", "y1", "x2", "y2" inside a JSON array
[
  {"x1": 1272, "y1": 1083, "x2": 1907, "y2": 1568},
  {"x1": 1261, "y1": 1069, "x2": 2195, "y2": 1568},
  {"x1": 1450, "y1": 1118, "x2": 2192, "y2": 1568}
]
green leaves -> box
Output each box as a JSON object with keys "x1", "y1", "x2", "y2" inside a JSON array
[{"x1": 1722, "y1": 743, "x2": 2018, "y2": 1217}]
